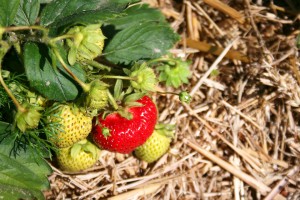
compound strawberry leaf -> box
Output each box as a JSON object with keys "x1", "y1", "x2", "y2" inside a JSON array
[
  {"x1": 104, "y1": 21, "x2": 180, "y2": 64},
  {"x1": 24, "y1": 42, "x2": 86, "y2": 102},
  {"x1": 0, "y1": 0, "x2": 20, "y2": 26},
  {"x1": 0, "y1": 127, "x2": 52, "y2": 200},
  {"x1": 106, "y1": 4, "x2": 165, "y2": 30},
  {"x1": 14, "y1": 0, "x2": 40, "y2": 26},
  {"x1": 40, "y1": 0, "x2": 132, "y2": 35}
]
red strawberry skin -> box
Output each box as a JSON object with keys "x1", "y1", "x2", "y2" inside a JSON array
[{"x1": 92, "y1": 96, "x2": 157, "y2": 154}]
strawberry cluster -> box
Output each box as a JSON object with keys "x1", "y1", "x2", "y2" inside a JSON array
[{"x1": 0, "y1": 23, "x2": 191, "y2": 173}]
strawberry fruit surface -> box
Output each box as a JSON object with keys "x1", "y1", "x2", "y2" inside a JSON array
[
  {"x1": 134, "y1": 124, "x2": 174, "y2": 163},
  {"x1": 48, "y1": 104, "x2": 92, "y2": 148},
  {"x1": 56, "y1": 139, "x2": 100, "y2": 172},
  {"x1": 92, "y1": 96, "x2": 158, "y2": 154}
]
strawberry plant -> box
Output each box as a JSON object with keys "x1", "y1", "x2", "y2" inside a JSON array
[{"x1": 0, "y1": 0, "x2": 191, "y2": 199}]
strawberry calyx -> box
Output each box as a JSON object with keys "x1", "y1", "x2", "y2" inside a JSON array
[
  {"x1": 15, "y1": 102, "x2": 42, "y2": 132},
  {"x1": 154, "y1": 123, "x2": 175, "y2": 139},
  {"x1": 70, "y1": 139, "x2": 100, "y2": 160},
  {"x1": 148, "y1": 56, "x2": 191, "y2": 88},
  {"x1": 65, "y1": 24, "x2": 106, "y2": 65}
]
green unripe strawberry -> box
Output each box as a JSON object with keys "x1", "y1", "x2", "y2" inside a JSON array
[
  {"x1": 56, "y1": 139, "x2": 100, "y2": 172},
  {"x1": 134, "y1": 124, "x2": 174, "y2": 163},
  {"x1": 66, "y1": 24, "x2": 106, "y2": 65},
  {"x1": 179, "y1": 91, "x2": 192, "y2": 103},
  {"x1": 15, "y1": 103, "x2": 42, "y2": 132},
  {"x1": 83, "y1": 80, "x2": 109, "y2": 111},
  {"x1": 48, "y1": 104, "x2": 92, "y2": 148},
  {"x1": 126, "y1": 62, "x2": 157, "y2": 92}
]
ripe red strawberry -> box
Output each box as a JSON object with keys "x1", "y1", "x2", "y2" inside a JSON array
[{"x1": 92, "y1": 96, "x2": 157, "y2": 154}]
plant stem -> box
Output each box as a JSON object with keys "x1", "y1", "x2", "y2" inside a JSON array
[
  {"x1": 50, "y1": 34, "x2": 76, "y2": 43},
  {"x1": 147, "y1": 57, "x2": 172, "y2": 65},
  {"x1": 107, "y1": 90, "x2": 118, "y2": 110},
  {"x1": 84, "y1": 60, "x2": 111, "y2": 71},
  {"x1": 102, "y1": 75, "x2": 135, "y2": 81},
  {"x1": 0, "y1": 66, "x2": 25, "y2": 113},
  {"x1": 52, "y1": 48, "x2": 89, "y2": 92},
  {"x1": 0, "y1": 41, "x2": 25, "y2": 113},
  {"x1": 4, "y1": 25, "x2": 48, "y2": 33}
]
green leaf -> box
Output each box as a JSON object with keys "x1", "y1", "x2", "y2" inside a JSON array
[
  {"x1": 40, "y1": 0, "x2": 53, "y2": 3},
  {"x1": 0, "y1": 121, "x2": 10, "y2": 133},
  {"x1": 106, "y1": 4, "x2": 165, "y2": 30},
  {"x1": 0, "y1": 183, "x2": 44, "y2": 200},
  {"x1": 0, "y1": 0, "x2": 20, "y2": 26},
  {"x1": 40, "y1": 0, "x2": 131, "y2": 34},
  {"x1": 0, "y1": 133, "x2": 52, "y2": 200},
  {"x1": 14, "y1": 0, "x2": 40, "y2": 26},
  {"x1": 104, "y1": 21, "x2": 180, "y2": 64},
  {"x1": 24, "y1": 42, "x2": 86, "y2": 102}
]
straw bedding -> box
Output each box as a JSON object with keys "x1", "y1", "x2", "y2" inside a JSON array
[{"x1": 44, "y1": 0, "x2": 300, "y2": 199}]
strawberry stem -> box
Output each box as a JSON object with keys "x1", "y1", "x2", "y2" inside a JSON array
[
  {"x1": 0, "y1": 67, "x2": 26, "y2": 113},
  {"x1": 146, "y1": 57, "x2": 173, "y2": 64},
  {"x1": 107, "y1": 90, "x2": 118, "y2": 110},
  {"x1": 52, "y1": 47, "x2": 90, "y2": 92},
  {"x1": 0, "y1": 41, "x2": 26, "y2": 113},
  {"x1": 84, "y1": 60, "x2": 111, "y2": 71},
  {"x1": 102, "y1": 75, "x2": 136, "y2": 81},
  {"x1": 4, "y1": 25, "x2": 48, "y2": 33},
  {"x1": 50, "y1": 34, "x2": 76, "y2": 43}
]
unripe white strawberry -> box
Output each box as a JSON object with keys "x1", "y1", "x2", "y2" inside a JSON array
[
  {"x1": 47, "y1": 104, "x2": 92, "y2": 148},
  {"x1": 134, "y1": 124, "x2": 174, "y2": 163},
  {"x1": 56, "y1": 139, "x2": 100, "y2": 172}
]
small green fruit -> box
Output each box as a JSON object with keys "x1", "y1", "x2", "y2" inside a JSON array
[
  {"x1": 15, "y1": 103, "x2": 42, "y2": 132},
  {"x1": 84, "y1": 80, "x2": 109, "y2": 111},
  {"x1": 179, "y1": 91, "x2": 192, "y2": 103},
  {"x1": 56, "y1": 139, "x2": 100, "y2": 172},
  {"x1": 134, "y1": 124, "x2": 174, "y2": 163},
  {"x1": 66, "y1": 24, "x2": 106, "y2": 65},
  {"x1": 128, "y1": 63, "x2": 157, "y2": 92}
]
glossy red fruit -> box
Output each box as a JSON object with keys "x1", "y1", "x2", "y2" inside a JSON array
[{"x1": 92, "y1": 96, "x2": 157, "y2": 154}]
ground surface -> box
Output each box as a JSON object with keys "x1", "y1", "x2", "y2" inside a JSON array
[{"x1": 44, "y1": 0, "x2": 300, "y2": 199}]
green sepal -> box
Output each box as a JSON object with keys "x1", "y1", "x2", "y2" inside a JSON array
[
  {"x1": 113, "y1": 79, "x2": 123, "y2": 101},
  {"x1": 117, "y1": 109, "x2": 133, "y2": 120},
  {"x1": 124, "y1": 92, "x2": 145, "y2": 104},
  {"x1": 15, "y1": 103, "x2": 42, "y2": 132},
  {"x1": 155, "y1": 123, "x2": 175, "y2": 139},
  {"x1": 70, "y1": 143, "x2": 82, "y2": 158}
]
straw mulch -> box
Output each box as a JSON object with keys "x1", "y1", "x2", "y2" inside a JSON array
[{"x1": 44, "y1": 0, "x2": 300, "y2": 199}]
